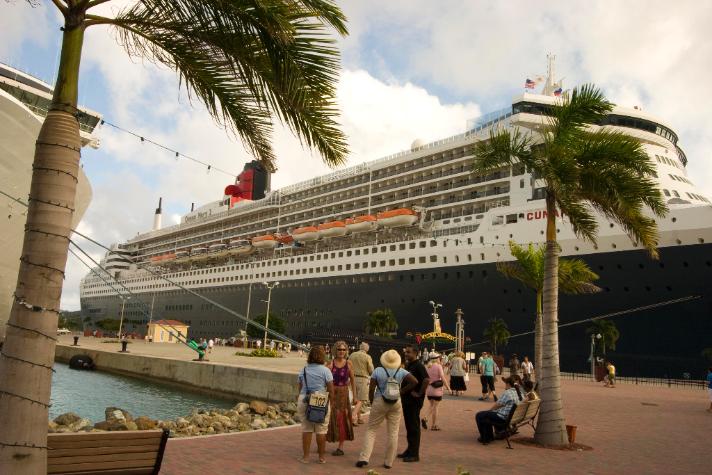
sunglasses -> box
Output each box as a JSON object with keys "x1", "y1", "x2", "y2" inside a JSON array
[{"x1": 337, "y1": 348, "x2": 347, "y2": 351}]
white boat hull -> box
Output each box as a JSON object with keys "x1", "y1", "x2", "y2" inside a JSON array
[
  {"x1": 377, "y1": 215, "x2": 418, "y2": 228},
  {"x1": 319, "y1": 227, "x2": 348, "y2": 238},
  {"x1": 346, "y1": 221, "x2": 378, "y2": 233}
]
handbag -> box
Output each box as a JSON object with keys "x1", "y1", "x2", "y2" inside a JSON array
[
  {"x1": 464, "y1": 373, "x2": 470, "y2": 382},
  {"x1": 431, "y1": 380, "x2": 444, "y2": 388},
  {"x1": 302, "y1": 369, "x2": 329, "y2": 423}
]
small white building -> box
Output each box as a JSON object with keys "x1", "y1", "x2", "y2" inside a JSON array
[{"x1": 146, "y1": 320, "x2": 189, "y2": 343}]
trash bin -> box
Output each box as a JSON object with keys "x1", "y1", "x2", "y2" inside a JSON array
[
  {"x1": 120, "y1": 340, "x2": 129, "y2": 352},
  {"x1": 72, "y1": 336, "x2": 79, "y2": 346}
]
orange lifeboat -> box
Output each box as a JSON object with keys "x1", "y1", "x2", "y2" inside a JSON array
[
  {"x1": 345, "y1": 215, "x2": 378, "y2": 233},
  {"x1": 292, "y1": 226, "x2": 320, "y2": 242},
  {"x1": 251, "y1": 234, "x2": 279, "y2": 249},
  {"x1": 276, "y1": 233, "x2": 294, "y2": 245},
  {"x1": 318, "y1": 221, "x2": 347, "y2": 238},
  {"x1": 150, "y1": 253, "x2": 176, "y2": 262},
  {"x1": 376, "y1": 208, "x2": 418, "y2": 228}
]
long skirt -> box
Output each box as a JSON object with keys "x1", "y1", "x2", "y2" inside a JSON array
[
  {"x1": 326, "y1": 385, "x2": 354, "y2": 443},
  {"x1": 450, "y1": 375, "x2": 467, "y2": 391}
]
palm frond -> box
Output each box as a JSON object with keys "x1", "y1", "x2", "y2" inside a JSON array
[
  {"x1": 558, "y1": 258, "x2": 601, "y2": 294},
  {"x1": 473, "y1": 127, "x2": 532, "y2": 174},
  {"x1": 551, "y1": 84, "x2": 612, "y2": 141},
  {"x1": 113, "y1": 0, "x2": 348, "y2": 169},
  {"x1": 556, "y1": 194, "x2": 598, "y2": 243}
]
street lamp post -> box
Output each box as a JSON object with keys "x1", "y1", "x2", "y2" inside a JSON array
[
  {"x1": 428, "y1": 300, "x2": 442, "y2": 350},
  {"x1": 590, "y1": 333, "x2": 601, "y2": 382},
  {"x1": 117, "y1": 296, "x2": 130, "y2": 340},
  {"x1": 263, "y1": 282, "x2": 280, "y2": 349},
  {"x1": 455, "y1": 308, "x2": 465, "y2": 354}
]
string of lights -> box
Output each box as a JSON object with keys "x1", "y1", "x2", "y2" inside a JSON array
[{"x1": 98, "y1": 119, "x2": 240, "y2": 179}]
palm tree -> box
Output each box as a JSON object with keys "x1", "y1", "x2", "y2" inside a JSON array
[
  {"x1": 474, "y1": 84, "x2": 666, "y2": 446},
  {"x1": 365, "y1": 308, "x2": 398, "y2": 337},
  {"x1": 497, "y1": 241, "x2": 601, "y2": 376},
  {"x1": 586, "y1": 319, "x2": 620, "y2": 356},
  {"x1": 483, "y1": 317, "x2": 510, "y2": 355},
  {"x1": 0, "y1": 1, "x2": 348, "y2": 472}
]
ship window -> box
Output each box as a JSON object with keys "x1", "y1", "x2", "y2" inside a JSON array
[
  {"x1": 672, "y1": 190, "x2": 680, "y2": 197},
  {"x1": 409, "y1": 257, "x2": 416, "y2": 264},
  {"x1": 347, "y1": 251, "x2": 352, "y2": 256},
  {"x1": 430, "y1": 240, "x2": 437, "y2": 247},
  {"x1": 443, "y1": 220, "x2": 451, "y2": 225},
  {"x1": 420, "y1": 241, "x2": 426, "y2": 248},
  {"x1": 506, "y1": 214, "x2": 517, "y2": 224},
  {"x1": 419, "y1": 256, "x2": 426, "y2": 263},
  {"x1": 372, "y1": 247, "x2": 378, "y2": 253},
  {"x1": 492, "y1": 215, "x2": 504, "y2": 225},
  {"x1": 430, "y1": 255, "x2": 437, "y2": 262},
  {"x1": 316, "y1": 255, "x2": 321, "y2": 260},
  {"x1": 663, "y1": 189, "x2": 670, "y2": 196},
  {"x1": 381, "y1": 246, "x2": 387, "y2": 252},
  {"x1": 409, "y1": 242, "x2": 416, "y2": 249},
  {"x1": 380, "y1": 260, "x2": 386, "y2": 267}
]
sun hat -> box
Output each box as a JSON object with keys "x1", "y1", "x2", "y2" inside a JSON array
[
  {"x1": 380, "y1": 349, "x2": 402, "y2": 369},
  {"x1": 428, "y1": 352, "x2": 441, "y2": 360}
]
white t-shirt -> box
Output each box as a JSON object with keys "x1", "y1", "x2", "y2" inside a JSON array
[
  {"x1": 521, "y1": 361, "x2": 534, "y2": 374},
  {"x1": 208, "y1": 339, "x2": 214, "y2": 348}
]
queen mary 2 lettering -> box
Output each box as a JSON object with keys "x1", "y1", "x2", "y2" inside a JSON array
[{"x1": 80, "y1": 66, "x2": 712, "y2": 378}]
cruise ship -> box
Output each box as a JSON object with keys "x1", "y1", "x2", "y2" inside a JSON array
[
  {"x1": 79, "y1": 63, "x2": 712, "y2": 378},
  {"x1": 0, "y1": 63, "x2": 101, "y2": 341}
]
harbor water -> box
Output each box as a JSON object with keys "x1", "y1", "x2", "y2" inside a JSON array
[{"x1": 50, "y1": 362, "x2": 236, "y2": 422}]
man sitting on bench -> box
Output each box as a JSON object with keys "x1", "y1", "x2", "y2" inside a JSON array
[{"x1": 475, "y1": 376, "x2": 523, "y2": 445}]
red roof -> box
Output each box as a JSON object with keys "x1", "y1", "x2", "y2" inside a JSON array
[{"x1": 151, "y1": 319, "x2": 188, "y2": 326}]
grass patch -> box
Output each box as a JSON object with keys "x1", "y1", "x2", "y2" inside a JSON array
[{"x1": 235, "y1": 349, "x2": 282, "y2": 358}]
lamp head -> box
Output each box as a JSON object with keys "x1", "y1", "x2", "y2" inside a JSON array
[
  {"x1": 596, "y1": 333, "x2": 602, "y2": 339},
  {"x1": 429, "y1": 300, "x2": 435, "y2": 306}
]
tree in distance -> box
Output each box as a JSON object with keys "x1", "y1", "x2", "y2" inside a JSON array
[
  {"x1": 365, "y1": 308, "x2": 398, "y2": 338},
  {"x1": 474, "y1": 84, "x2": 666, "y2": 446},
  {"x1": 483, "y1": 317, "x2": 510, "y2": 356},
  {"x1": 246, "y1": 313, "x2": 286, "y2": 339},
  {"x1": 497, "y1": 240, "x2": 600, "y2": 375},
  {"x1": 586, "y1": 318, "x2": 620, "y2": 357},
  {"x1": 94, "y1": 319, "x2": 121, "y2": 333},
  {"x1": 0, "y1": 1, "x2": 349, "y2": 472}
]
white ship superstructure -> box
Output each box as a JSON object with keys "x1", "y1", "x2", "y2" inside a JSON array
[
  {"x1": 0, "y1": 63, "x2": 101, "y2": 339},
  {"x1": 80, "y1": 61, "x2": 712, "y2": 377}
]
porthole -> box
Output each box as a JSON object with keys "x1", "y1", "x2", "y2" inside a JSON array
[
  {"x1": 676, "y1": 239, "x2": 682, "y2": 245},
  {"x1": 699, "y1": 238, "x2": 705, "y2": 244},
  {"x1": 609, "y1": 223, "x2": 614, "y2": 228},
  {"x1": 672, "y1": 217, "x2": 677, "y2": 223},
  {"x1": 574, "y1": 246, "x2": 579, "y2": 251}
]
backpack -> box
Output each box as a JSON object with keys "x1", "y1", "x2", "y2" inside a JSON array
[
  {"x1": 380, "y1": 368, "x2": 401, "y2": 404},
  {"x1": 302, "y1": 369, "x2": 329, "y2": 423}
]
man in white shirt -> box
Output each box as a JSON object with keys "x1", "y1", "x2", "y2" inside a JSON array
[
  {"x1": 521, "y1": 356, "x2": 534, "y2": 382},
  {"x1": 207, "y1": 338, "x2": 214, "y2": 354}
]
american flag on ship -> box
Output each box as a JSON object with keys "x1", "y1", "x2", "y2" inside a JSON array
[
  {"x1": 554, "y1": 87, "x2": 563, "y2": 96},
  {"x1": 525, "y1": 78, "x2": 536, "y2": 89}
]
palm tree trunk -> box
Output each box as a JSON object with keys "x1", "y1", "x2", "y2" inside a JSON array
[
  {"x1": 534, "y1": 195, "x2": 568, "y2": 446},
  {"x1": 535, "y1": 291, "x2": 543, "y2": 381},
  {"x1": 0, "y1": 20, "x2": 84, "y2": 474}
]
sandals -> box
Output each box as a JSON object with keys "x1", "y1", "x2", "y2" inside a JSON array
[
  {"x1": 431, "y1": 426, "x2": 441, "y2": 431},
  {"x1": 421, "y1": 418, "x2": 428, "y2": 430},
  {"x1": 297, "y1": 458, "x2": 309, "y2": 464},
  {"x1": 332, "y1": 448, "x2": 344, "y2": 456}
]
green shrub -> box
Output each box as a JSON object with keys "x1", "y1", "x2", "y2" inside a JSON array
[{"x1": 235, "y1": 349, "x2": 281, "y2": 358}]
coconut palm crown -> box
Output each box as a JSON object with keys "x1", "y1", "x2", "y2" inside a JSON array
[
  {"x1": 474, "y1": 84, "x2": 667, "y2": 446},
  {"x1": 497, "y1": 240, "x2": 601, "y2": 376},
  {"x1": 0, "y1": 1, "x2": 348, "y2": 472}
]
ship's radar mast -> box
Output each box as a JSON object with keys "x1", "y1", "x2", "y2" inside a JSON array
[{"x1": 541, "y1": 53, "x2": 564, "y2": 97}]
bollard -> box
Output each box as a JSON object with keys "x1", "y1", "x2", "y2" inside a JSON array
[
  {"x1": 120, "y1": 340, "x2": 129, "y2": 352},
  {"x1": 73, "y1": 336, "x2": 79, "y2": 346}
]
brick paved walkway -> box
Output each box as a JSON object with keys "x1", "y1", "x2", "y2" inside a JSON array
[{"x1": 160, "y1": 378, "x2": 710, "y2": 474}]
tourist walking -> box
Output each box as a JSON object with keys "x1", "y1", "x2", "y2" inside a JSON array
[
  {"x1": 355, "y1": 350, "x2": 417, "y2": 469},
  {"x1": 297, "y1": 346, "x2": 335, "y2": 464},
  {"x1": 508, "y1": 353, "x2": 520, "y2": 377},
  {"x1": 422, "y1": 353, "x2": 450, "y2": 431},
  {"x1": 521, "y1": 356, "x2": 534, "y2": 382},
  {"x1": 475, "y1": 376, "x2": 523, "y2": 444},
  {"x1": 448, "y1": 351, "x2": 468, "y2": 396},
  {"x1": 398, "y1": 344, "x2": 430, "y2": 463},
  {"x1": 604, "y1": 361, "x2": 616, "y2": 388},
  {"x1": 349, "y1": 342, "x2": 375, "y2": 425},
  {"x1": 207, "y1": 338, "x2": 214, "y2": 354},
  {"x1": 326, "y1": 341, "x2": 356, "y2": 455},
  {"x1": 479, "y1": 352, "x2": 497, "y2": 401}
]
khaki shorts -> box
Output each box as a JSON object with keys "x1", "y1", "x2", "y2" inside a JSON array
[
  {"x1": 297, "y1": 398, "x2": 330, "y2": 434},
  {"x1": 355, "y1": 377, "x2": 370, "y2": 402}
]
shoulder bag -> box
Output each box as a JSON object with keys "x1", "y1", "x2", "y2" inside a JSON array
[{"x1": 302, "y1": 368, "x2": 329, "y2": 423}]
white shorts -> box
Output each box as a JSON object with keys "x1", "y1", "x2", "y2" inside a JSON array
[
  {"x1": 708, "y1": 388, "x2": 712, "y2": 402},
  {"x1": 297, "y1": 398, "x2": 330, "y2": 434}
]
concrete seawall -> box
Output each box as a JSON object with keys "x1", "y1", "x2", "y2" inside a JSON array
[{"x1": 55, "y1": 345, "x2": 298, "y2": 402}]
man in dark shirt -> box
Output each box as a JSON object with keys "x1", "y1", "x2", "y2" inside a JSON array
[{"x1": 398, "y1": 344, "x2": 430, "y2": 462}]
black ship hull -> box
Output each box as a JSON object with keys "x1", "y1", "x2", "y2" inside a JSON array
[{"x1": 81, "y1": 242, "x2": 712, "y2": 379}]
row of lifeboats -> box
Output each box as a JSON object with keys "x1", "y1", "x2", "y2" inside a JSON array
[{"x1": 150, "y1": 208, "x2": 419, "y2": 261}]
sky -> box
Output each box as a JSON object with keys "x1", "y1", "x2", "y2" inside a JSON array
[{"x1": 2, "y1": 0, "x2": 712, "y2": 310}]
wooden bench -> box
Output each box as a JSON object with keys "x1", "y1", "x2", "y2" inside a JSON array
[
  {"x1": 47, "y1": 429, "x2": 169, "y2": 475},
  {"x1": 494, "y1": 398, "x2": 541, "y2": 449}
]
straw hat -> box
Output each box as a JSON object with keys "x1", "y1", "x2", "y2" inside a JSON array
[
  {"x1": 428, "y1": 352, "x2": 441, "y2": 360},
  {"x1": 380, "y1": 349, "x2": 402, "y2": 369}
]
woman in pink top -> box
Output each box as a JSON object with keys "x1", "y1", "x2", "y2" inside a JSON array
[{"x1": 421, "y1": 353, "x2": 450, "y2": 431}]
